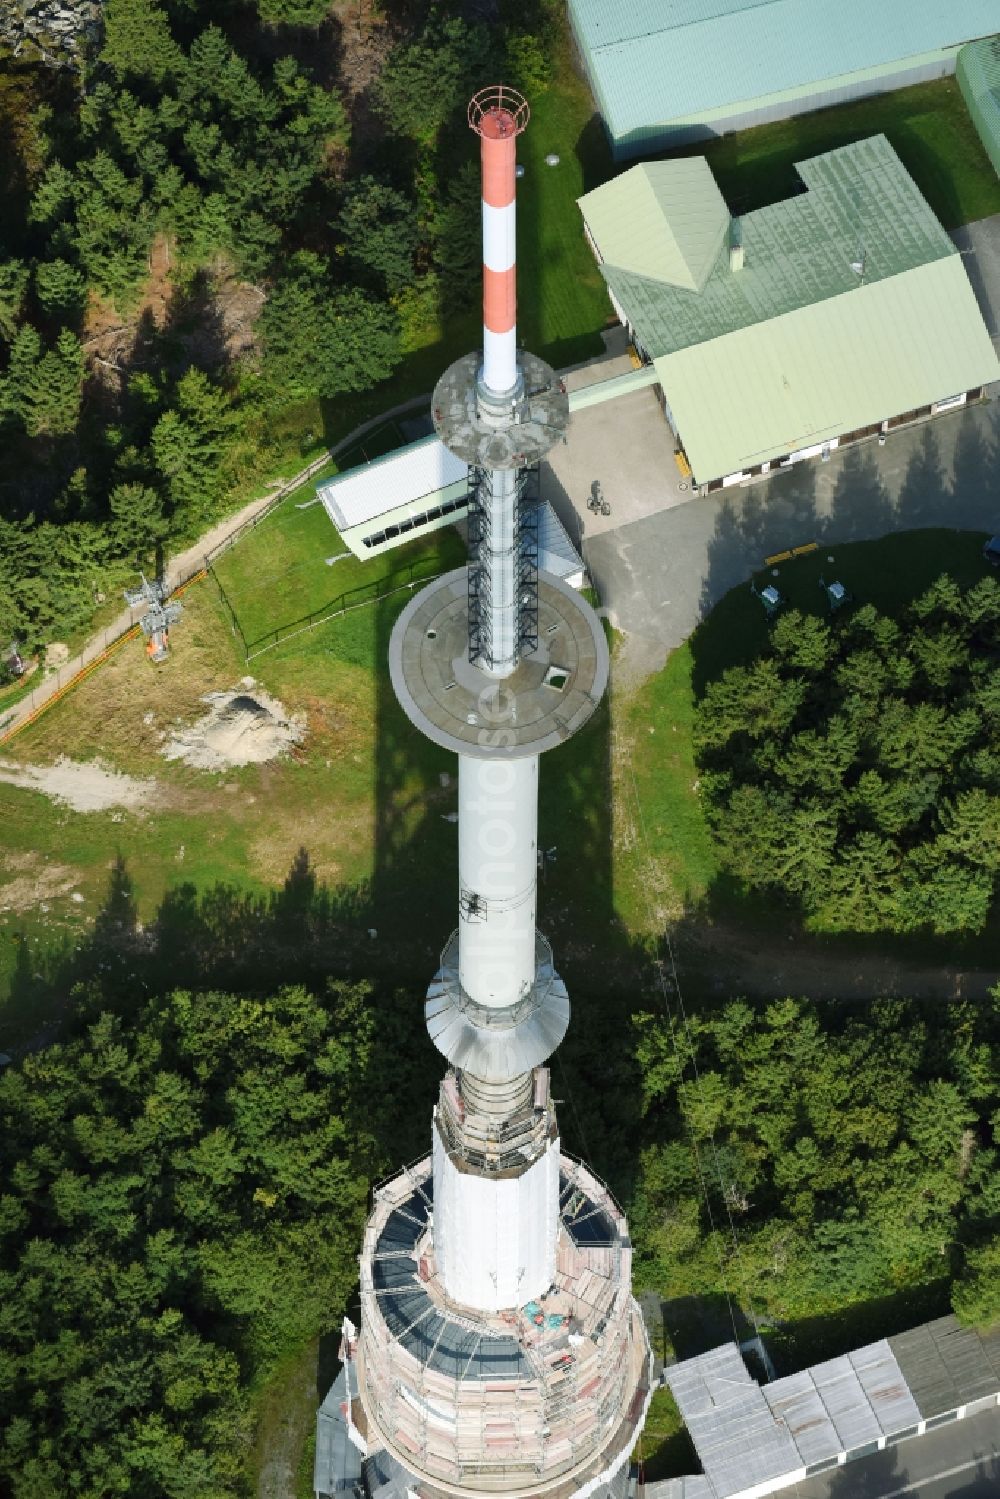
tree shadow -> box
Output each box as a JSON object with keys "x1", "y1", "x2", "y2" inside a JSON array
[
  {"x1": 951, "y1": 406, "x2": 1000, "y2": 533},
  {"x1": 947, "y1": 1453, "x2": 1000, "y2": 1498},
  {"x1": 130, "y1": 268, "x2": 235, "y2": 380},
  {"x1": 895, "y1": 426, "x2": 949, "y2": 532},
  {"x1": 691, "y1": 407, "x2": 1000, "y2": 693},
  {"x1": 827, "y1": 440, "x2": 896, "y2": 541},
  {"x1": 823, "y1": 1443, "x2": 906, "y2": 1498}
]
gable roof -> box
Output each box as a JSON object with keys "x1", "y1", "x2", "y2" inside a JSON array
[
  {"x1": 578, "y1": 159, "x2": 730, "y2": 292},
  {"x1": 579, "y1": 135, "x2": 1000, "y2": 483},
  {"x1": 654, "y1": 254, "x2": 1000, "y2": 480}
]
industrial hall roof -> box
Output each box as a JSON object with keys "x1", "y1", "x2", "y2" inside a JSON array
[
  {"x1": 589, "y1": 136, "x2": 957, "y2": 358},
  {"x1": 666, "y1": 1337, "x2": 922, "y2": 1498},
  {"x1": 580, "y1": 135, "x2": 1000, "y2": 482},
  {"x1": 888, "y1": 1314, "x2": 1000, "y2": 1416},
  {"x1": 664, "y1": 1314, "x2": 1000, "y2": 1499},
  {"x1": 568, "y1": 0, "x2": 1000, "y2": 152}
]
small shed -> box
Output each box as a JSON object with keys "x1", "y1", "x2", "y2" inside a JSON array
[{"x1": 317, "y1": 436, "x2": 469, "y2": 558}]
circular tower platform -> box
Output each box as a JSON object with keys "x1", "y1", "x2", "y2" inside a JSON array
[
  {"x1": 432, "y1": 352, "x2": 569, "y2": 469},
  {"x1": 389, "y1": 569, "x2": 609, "y2": 759}
]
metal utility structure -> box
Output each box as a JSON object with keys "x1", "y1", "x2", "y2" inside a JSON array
[
  {"x1": 316, "y1": 87, "x2": 652, "y2": 1499},
  {"x1": 123, "y1": 575, "x2": 182, "y2": 663}
]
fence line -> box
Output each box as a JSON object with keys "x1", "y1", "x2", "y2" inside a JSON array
[
  {"x1": 0, "y1": 394, "x2": 434, "y2": 745},
  {"x1": 245, "y1": 571, "x2": 444, "y2": 663}
]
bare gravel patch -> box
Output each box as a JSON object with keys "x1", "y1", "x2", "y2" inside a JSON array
[
  {"x1": 161, "y1": 683, "x2": 304, "y2": 772},
  {"x1": 0, "y1": 757, "x2": 161, "y2": 813},
  {"x1": 0, "y1": 852, "x2": 82, "y2": 914}
]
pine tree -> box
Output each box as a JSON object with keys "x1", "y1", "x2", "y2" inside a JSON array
[
  {"x1": 34, "y1": 259, "x2": 87, "y2": 325},
  {"x1": 0, "y1": 260, "x2": 29, "y2": 341}
]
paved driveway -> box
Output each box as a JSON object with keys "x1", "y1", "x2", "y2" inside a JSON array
[
  {"x1": 541, "y1": 385, "x2": 685, "y2": 543},
  {"x1": 952, "y1": 213, "x2": 1000, "y2": 340},
  {"x1": 582, "y1": 397, "x2": 1000, "y2": 669}
]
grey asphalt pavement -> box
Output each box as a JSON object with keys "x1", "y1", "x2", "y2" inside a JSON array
[
  {"x1": 952, "y1": 213, "x2": 1000, "y2": 340},
  {"x1": 791, "y1": 1406, "x2": 1000, "y2": 1498},
  {"x1": 580, "y1": 396, "x2": 1000, "y2": 669}
]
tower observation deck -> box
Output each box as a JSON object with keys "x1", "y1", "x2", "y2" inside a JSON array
[{"x1": 316, "y1": 87, "x2": 652, "y2": 1499}]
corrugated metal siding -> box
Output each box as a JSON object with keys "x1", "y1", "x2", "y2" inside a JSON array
[
  {"x1": 850, "y1": 1340, "x2": 922, "y2": 1438},
  {"x1": 762, "y1": 1369, "x2": 839, "y2": 1467},
  {"x1": 958, "y1": 34, "x2": 1000, "y2": 178},
  {"x1": 618, "y1": 53, "x2": 957, "y2": 159},
  {"x1": 661, "y1": 1321, "x2": 1000, "y2": 1499},
  {"x1": 317, "y1": 435, "x2": 467, "y2": 531},
  {"x1": 568, "y1": 0, "x2": 998, "y2": 156}
]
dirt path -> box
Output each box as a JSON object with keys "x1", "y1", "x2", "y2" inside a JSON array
[
  {"x1": 0, "y1": 389, "x2": 433, "y2": 747},
  {"x1": 0, "y1": 473, "x2": 317, "y2": 745}
]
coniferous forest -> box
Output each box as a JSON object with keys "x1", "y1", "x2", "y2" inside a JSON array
[
  {"x1": 0, "y1": 0, "x2": 555, "y2": 650},
  {"x1": 695, "y1": 576, "x2": 1000, "y2": 934},
  {"x1": 3, "y1": 858, "x2": 1000, "y2": 1494}
]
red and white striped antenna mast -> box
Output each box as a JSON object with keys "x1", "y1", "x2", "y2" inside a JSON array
[{"x1": 469, "y1": 85, "x2": 530, "y2": 398}]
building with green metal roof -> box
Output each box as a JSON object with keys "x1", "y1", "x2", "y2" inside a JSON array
[
  {"x1": 958, "y1": 34, "x2": 1000, "y2": 179},
  {"x1": 568, "y1": 0, "x2": 1000, "y2": 159},
  {"x1": 578, "y1": 135, "x2": 1000, "y2": 488}
]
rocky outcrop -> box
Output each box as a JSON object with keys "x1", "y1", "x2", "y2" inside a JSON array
[{"x1": 0, "y1": 0, "x2": 103, "y2": 71}]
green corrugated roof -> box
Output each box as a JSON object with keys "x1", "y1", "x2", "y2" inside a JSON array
[
  {"x1": 655, "y1": 255, "x2": 1000, "y2": 482},
  {"x1": 958, "y1": 35, "x2": 1000, "y2": 178},
  {"x1": 596, "y1": 136, "x2": 956, "y2": 357},
  {"x1": 578, "y1": 159, "x2": 730, "y2": 292},
  {"x1": 579, "y1": 134, "x2": 1000, "y2": 482},
  {"x1": 569, "y1": 0, "x2": 1000, "y2": 150}
]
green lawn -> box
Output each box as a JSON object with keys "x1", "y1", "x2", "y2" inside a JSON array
[
  {"x1": 6, "y1": 524, "x2": 994, "y2": 1033},
  {"x1": 662, "y1": 77, "x2": 1000, "y2": 228},
  {"x1": 0, "y1": 501, "x2": 464, "y2": 1038},
  {"x1": 210, "y1": 468, "x2": 464, "y2": 661},
  {"x1": 633, "y1": 1386, "x2": 698, "y2": 1484}
]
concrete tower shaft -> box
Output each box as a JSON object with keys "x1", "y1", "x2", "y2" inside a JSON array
[{"x1": 458, "y1": 753, "x2": 537, "y2": 1009}]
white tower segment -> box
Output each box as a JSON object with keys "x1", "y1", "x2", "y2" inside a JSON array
[
  {"x1": 458, "y1": 753, "x2": 537, "y2": 1009},
  {"x1": 317, "y1": 83, "x2": 653, "y2": 1499}
]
